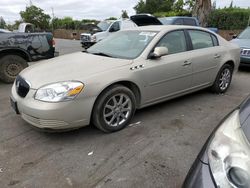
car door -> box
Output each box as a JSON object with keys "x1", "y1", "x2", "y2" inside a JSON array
[
  {"x1": 186, "y1": 29, "x2": 223, "y2": 87},
  {"x1": 140, "y1": 30, "x2": 193, "y2": 104}
]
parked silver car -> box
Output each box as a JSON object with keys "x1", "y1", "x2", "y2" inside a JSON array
[
  {"x1": 11, "y1": 25, "x2": 240, "y2": 132},
  {"x1": 231, "y1": 26, "x2": 250, "y2": 66}
]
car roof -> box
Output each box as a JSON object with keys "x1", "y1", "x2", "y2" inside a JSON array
[
  {"x1": 125, "y1": 25, "x2": 207, "y2": 32},
  {"x1": 165, "y1": 16, "x2": 197, "y2": 19}
]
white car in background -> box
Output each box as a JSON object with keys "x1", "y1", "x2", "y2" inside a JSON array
[{"x1": 80, "y1": 14, "x2": 162, "y2": 48}]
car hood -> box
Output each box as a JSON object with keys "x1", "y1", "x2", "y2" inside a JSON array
[
  {"x1": 20, "y1": 52, "x2": 132, "y2": 89},
  {"x1": 231, "y1": 39, "x2": 250, "y2": 48}
]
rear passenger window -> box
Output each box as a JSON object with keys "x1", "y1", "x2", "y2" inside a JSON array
[
  {"x1": 188, "y1": 30, "x2": 214, "y2": 50},
  {"x1": 156, "y1": 30, "x2": 187, "y2": 54}
]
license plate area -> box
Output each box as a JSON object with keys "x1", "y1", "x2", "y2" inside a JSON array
[{"x1": 10, "y1": 97, "x2": 20, "y2": 114}]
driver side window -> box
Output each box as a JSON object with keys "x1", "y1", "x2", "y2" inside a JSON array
[
  {"x1": 109, "y1": 22, "x2": 120, "y2": 32},
  {"x1": 156, "y1": 30, "x2": 187, "y2": 55}
]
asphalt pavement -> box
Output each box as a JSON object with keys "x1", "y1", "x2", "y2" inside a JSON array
[{"x1": 0, "y1": 39, "x2": 250, "y2": 188}]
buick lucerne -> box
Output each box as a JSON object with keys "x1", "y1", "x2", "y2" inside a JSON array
[{"x1": 11, "y1": 26, "x2": 240, "y2": 132}]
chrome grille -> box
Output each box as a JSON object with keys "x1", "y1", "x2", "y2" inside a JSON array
[
  {"x1": 241, "y1": 48, "x2": 250, "y2": 57},
  {"x1": 80, "y1": 35, "x2": 91, "y2": 42}
]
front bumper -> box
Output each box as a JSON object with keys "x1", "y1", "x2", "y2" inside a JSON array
[
  {"x1": 182, "y1": 138, "x2": 216, "y2": 188},
  {"x1": 11, "y1": 83, "x2": 95, "y2": 130},
  {"x1": 81, "y1": 41, "x2": 95, "y2": 49},
  {"x1": 183, "y1": 158, "x2": 215, "y2": 188},
  {"x1": 240, "y1": 56, "x2": 250, "y2": 66}
]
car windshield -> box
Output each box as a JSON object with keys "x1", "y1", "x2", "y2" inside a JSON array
[
  {"x1": 238, "y1": 27, "x2": 250, "y2": 39},
  {"x1": 87, "y1": 30, "x2": 158, "y2": 59},
  {"x1": 97, "y1": 21, "x2": 113, "y2": 31},
  {"x1": 159, "y1": 17, "x2": 174, "y2": 25}
]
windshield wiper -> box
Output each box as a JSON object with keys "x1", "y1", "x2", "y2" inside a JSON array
[{"x1": 92, "y1": 52, "x2": 116, "y2": 58}]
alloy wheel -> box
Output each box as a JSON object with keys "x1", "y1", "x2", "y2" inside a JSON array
[
  {"x1": 103, "y1": 94, "x2": 132, "y2": 127},
  {"x1": 219, "y1": 68, "x2": 231, "y2": 91}
]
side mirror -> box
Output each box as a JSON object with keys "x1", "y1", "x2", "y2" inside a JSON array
[
  {"x1": 149, "y1": 47, "x2": 168, "y2": 59},
  {"x1": 232, "y1": 34, "x2": 237, "y2": 39}
]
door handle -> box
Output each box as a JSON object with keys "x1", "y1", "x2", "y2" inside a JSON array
[
  {"x1": 182, "y1": 60, "x2": 192, "y2": 66},
  {"x1": 214, "y1": 54, "x2": 221, "y2": 59}
]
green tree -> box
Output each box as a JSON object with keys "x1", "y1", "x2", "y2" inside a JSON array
[
  {"x1": 121, "y1": 10, "x2": 129, "y2": 18},
  {"x1": 0, "y1": 16, "x2": 6, "y2": 29},
  {"x1": 60, "y1": 17, "x2": 74, "y2": 29},
  {"x1": 185, "y1": 0, "x2": 195, "y2": 11},
  {"x1": 20, "y1": 5, "x2": 51, "y2": 30},
  {"x1": 134, "y1": 0, "x2": 146, "y2": 13},
  {"x1": 173, "y1": 0, "x2": 184, "y2": 12},
  {"x1": 106, "y1": 17, "x2": 117, "y2": 20},
  {"x1": 134, "y1": 0, "x2": 175, "y2": 14},
  {"x1": 229, "y1": 0, "x2": 233, "y2": 8}
]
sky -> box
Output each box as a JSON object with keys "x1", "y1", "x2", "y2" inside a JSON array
[{"x1": 1, "y1": 0, "x2": 249, "y2": 24}]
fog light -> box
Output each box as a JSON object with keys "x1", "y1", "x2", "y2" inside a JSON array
[{"x1": 228, "y1": 167, "x2": 250, "y2": 188}]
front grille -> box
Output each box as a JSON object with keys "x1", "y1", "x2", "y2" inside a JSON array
[
  {"x1": 241, "y1": 48, "x2": 250, "y2": 57},
  {"x1": 80, "y1": 35, "x2": 91, "y2": 42},
  {"x1": 16, "y1": 76, "x2": 30, "y2": 98}
]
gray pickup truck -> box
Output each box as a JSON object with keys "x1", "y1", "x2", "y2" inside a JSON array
[{"x1": 0, "y1": 32, "x2": 56, "y2": 83}]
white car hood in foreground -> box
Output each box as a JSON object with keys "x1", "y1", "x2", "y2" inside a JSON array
[{"x1": 20, "y1": 52, "x2": 132, "y2": 89}]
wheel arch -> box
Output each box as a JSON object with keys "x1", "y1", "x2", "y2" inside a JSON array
[
  {"x1": 224, "y1": 60, "x2": 235, "y2": 70},
  {"x1": 0, "y1": 48, "x2": 31, "y2": 62},
  {"x1": 90, "y1": 80, "x2": 142, "y2": 123},
  {"x1": 94, "y1": 80, "x2": 141, "y2": 109}
]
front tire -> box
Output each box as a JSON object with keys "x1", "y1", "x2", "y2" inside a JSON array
[
  {"x1": 92, "y1": 85, "x2": 136, "y2": 133},
  {"x1": 211, "y1": 64, "x2": 233, "y2": 94},
  {"x1": 0, "y1": 55, "x2": 28, "y2": 83}
]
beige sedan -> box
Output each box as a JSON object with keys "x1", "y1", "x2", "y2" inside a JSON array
[{"x1": 11, "y1": 25, "x2": 240, "y2": 132}]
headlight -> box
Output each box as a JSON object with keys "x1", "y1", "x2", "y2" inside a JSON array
[
  {"x1": 208, "y1": 110, "x2": 250, "y2": 187},
  {"x1": 35, "y1": 81, "x2": 84, "y2": 102},
  {"x1": 91, "y1": 35, "x2": 96, "y2": 42}
]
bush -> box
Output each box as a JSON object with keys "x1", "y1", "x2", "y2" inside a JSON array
[{"x1": 208, "y1": 8, "x2": 250, "y2": 30}]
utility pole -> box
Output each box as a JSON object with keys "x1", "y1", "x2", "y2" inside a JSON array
[{"x1": 51, "y1": 7, "x2": 55, "y2": 33}]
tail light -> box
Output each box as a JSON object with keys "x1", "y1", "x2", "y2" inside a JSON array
[
  {"x1": 52, "y1": 38, "x2": 55, "y2": 47},
  {"x1": 49, "y1": 38, "x2": 55, "y2": 48}
]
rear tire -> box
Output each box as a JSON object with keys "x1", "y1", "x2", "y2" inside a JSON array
[
  {"x1": 211, "y1": 64, "x2": 233, "y2": 94},
  {"x1": 0, "y1": 55, "x2": 28, "y2": 83},
  {"x1": 92, "y1": 85, "x2": 136, "y2": 133}
]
